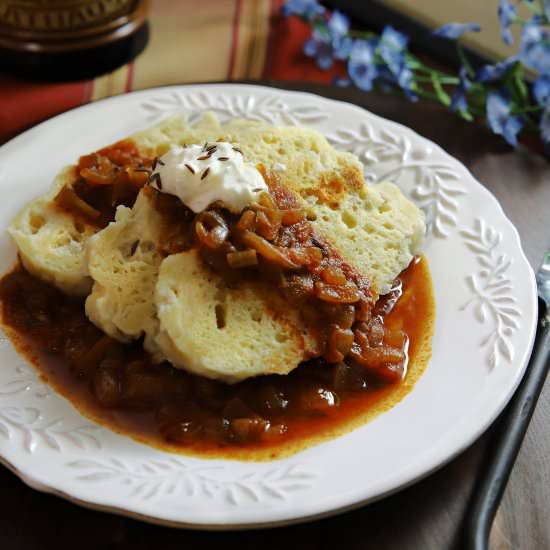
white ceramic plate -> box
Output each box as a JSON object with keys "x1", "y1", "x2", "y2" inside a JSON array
[{"x1": 0, "y1": 84, "x2": 537, "y2": 529}]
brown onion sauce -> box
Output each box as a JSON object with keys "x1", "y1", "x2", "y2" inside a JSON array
[
  {"x1": 0, "y1": 257, "x2": 432, "y2": 458},
  {"x1": 54, "y1": 140, "x2": 153, "y2": 229}
]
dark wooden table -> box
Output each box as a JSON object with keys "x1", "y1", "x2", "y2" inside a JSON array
[{"x1": 2, "y1": 82, "x2": 550, "y2": 550}]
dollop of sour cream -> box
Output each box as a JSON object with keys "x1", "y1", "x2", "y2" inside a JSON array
[{"x1": 149, "y1": 142, "x2": 267, "y2": 213}]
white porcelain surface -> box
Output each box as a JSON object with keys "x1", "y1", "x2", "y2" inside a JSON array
[{"x1": 0, "y1": 84, "x2": 538, "y2": 528}]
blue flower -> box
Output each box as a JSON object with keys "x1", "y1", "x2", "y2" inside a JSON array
[
  {"x1": 333, "y1": 34, "x2": 353, "y2": 61},
  {"x1": 304, "y1": 29, "x2": 334, "y2": 70},
  {"x1": 520, "y1": 22, "x2": 550, "y2": 74},
  {"x1": 486, "y1": 91, "x2": 524, "y2": 146},
  {"x1": 371, "y1": 27, "x2": 416, "y2": 100},
  {"x1": 540, "y1": 108, "x2": 550, "y2": 145},
  {"x1": 396, "y1": 64, "x2": 417, "y2": 100},
  {"x1": 476, "y1": 57, "x2": 518, "y2": 83},
  {"x1": 281, "y1": 0, "x2": 325, "y2": 21},
  {"x1": 332, "y1": 35, "x2": 352, "y2": 60},
  {"x1": 376, "y1": 63, "x2": 417, "y2": 100},
  {"x1": 328, "y1": 11, "x2": 352, "y2": 59},
  {"x1": 450, "y1": 67, "x2": 472, "y2": 113},
  {"x1": 432, "y1": 22, "x2": 481, "y2": 40},
  {"x1": 303, "y1": 10, "x2": 353, "y2": 68},
  {"x1": 347, "y1": 40, "x2": 378, "y2": 91},
  {"x1": 498, "y1": 0, "x2": 516, "y2": 45},
  {"x1": 328, "y1": 10, "x2": 349, "y2": 38},
  {"x1": 378, "y1": 26, "x2": 408, "y2": 76},
  {"x1": 533, "y1": 75, "x2": 550, "y2": 106}
]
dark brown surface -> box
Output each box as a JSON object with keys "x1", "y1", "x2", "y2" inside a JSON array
[
  {"x1": 0, "y1": 0, "x2": 148, "y2": 52},
  {"x1": 1, "y1": 81, "x2": 550, "y2": 550}
]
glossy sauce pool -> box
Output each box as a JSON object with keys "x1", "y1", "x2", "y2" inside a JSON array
[{"x1": 0, "y1": 257, "x2": 434, "y2": 461}]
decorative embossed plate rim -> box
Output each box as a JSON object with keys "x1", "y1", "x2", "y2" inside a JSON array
[{"x1": 0, "y1": 84, "x2": 538, "y2": 529}]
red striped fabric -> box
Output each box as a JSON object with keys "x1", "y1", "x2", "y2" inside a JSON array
[{"x1": 0, "y1": 1, "x2": 341, "y2": 143}]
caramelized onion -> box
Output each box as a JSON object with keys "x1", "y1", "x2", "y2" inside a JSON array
[
  {"x1": 287, "y1": 246, "x2": 323, "y2": 267},
  {"x1": 325, "y1": 326, "x2": 354, "y2": 363},
  {"x1": 255, "y1": 210, "x2": 281, "y2": 241},
  {"x1": 355, "y1": 293, "x2": 372, "y2": 321},
  {"x1": 281, "y1": 273, "x2": 314, "y2": 302},
  {"x1": 195, "y1": 210, "x2": 229, "y2": 249},
  {"x1": 236, "y1": 209, "x2": 256, "y2": 231},
  {"x1": 252, "y1": 202, "x2": 305, "y2": 227},
  {"x1": 264, "y1": 208, "x2": 284, "y2": 225},
  {"x1": 78, "y1": 152, "x2": 99, "y2": 170},
  {"x1": 384, "y1": 328, "x2": 407, "y2": 349},
  {"x1": 54, "y1": 186, "x2": 100, "y2": 220},
  {"x1": 314, "y1": 281, "x2": 360, "y2": 303},
  {"x1": 239, "y1": 230, "x2": 300, "y2": 270},
  {"x1": 320, "y1": 303, "x2": 355, "y2": 330},
  {"x1": 230, "y1": 418, "x2": 269, "y2": 442},
  {"x1": 161, "y1": 420, "x2": 202, "y2": 445},
  {"x1": 332, "y1": 363, "x2": 367, "y2": 392},
  {"x1": 281, "y1": 208, "x2": 306, "y2": 226},
  {"x1": 299, "y1": 386, "x2": 339, "y2": 413},
  {"x1": 80, "y1": 167, "x2": 115, "y2": 185},
  {"x1": 125, "y1": 166, "x2": 150, "y2": 188},
  {"x1": 226, "y1": 250, "x2": 258, "y2": 268},
  {"x1": 367, "y1": 317, "x2": 385, "y2": 346},
  {"x1": 258, "y1": 191, "x2": 276, "y2": 209},
  {"x1": 349, "y1": 344, "x2": 405, "y2": 368},
  {"x1": 320, "y1": 266, "x2": 347, "y2": 286}
]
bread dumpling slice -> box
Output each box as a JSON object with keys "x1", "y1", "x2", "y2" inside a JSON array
[
  {"x1": 8, "y1": 167, "x2": 97, "y2": 296},
  {"x1": 155, "y1": 250, "x2": 316, "y2": 384},
  {"x1": 85, "y1": 190, "x2": 166, "y2": 360},
  {"x1": 311, "y1": 181, "x2": 425, "y2": 296},
  {"x1": 8, "y1": 114, "x2": 193, "y2": 296}
]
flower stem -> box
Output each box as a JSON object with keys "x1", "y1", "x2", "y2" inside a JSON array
[
  {"x1": 348, "y1": 30, "x2": 377, "y2": 39},
  {"x1": 512, "y1": 104, "x2": 543, "y2": 114},
  {"x1": 414, "y1": 74, "x2": 459, "y2": 85},
  {"x1": 540, "y1": 0, "x2": 550, "y2": 24},
  {"x1": 456, "y1": 43, "x2": 475, "y2": 78},
  {"x1": 406, "y1": 56, "x2": 454, "y2": 78},
  {"x1": 410, "y1": 88, "x2": 447, "y2": 103}
]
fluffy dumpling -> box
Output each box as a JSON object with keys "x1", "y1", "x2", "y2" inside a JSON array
[
  {"x1": 85, "y1": 191, "x2": 166, "y2": 360},
  {"x1": 155, "y1": 250, "x2": 315, "y2": 383},
  {"x1": 311, "y1": 182, "x2": 425, "y2": 296},
  {"x1": 8, "y1": 167, "x2": 96, "y2": 296}
]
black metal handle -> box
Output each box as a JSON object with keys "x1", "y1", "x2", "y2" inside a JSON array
[{"x1": 462, "y1": 299, "x2": 550, "y2": 550}]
